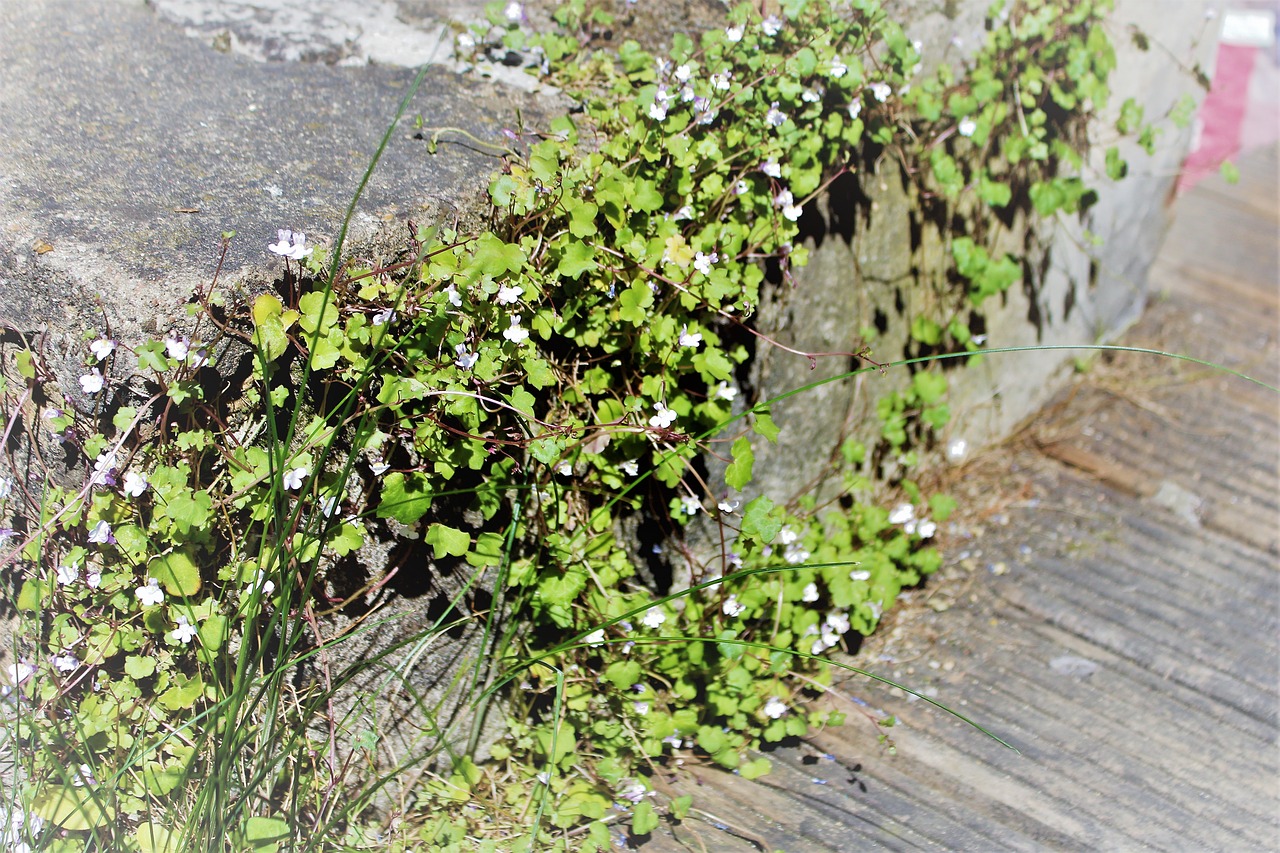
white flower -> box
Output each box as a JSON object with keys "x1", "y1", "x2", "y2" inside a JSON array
[
  {"x1": 503, "y1": 1, "x2": 522, "y2": 22},
  {"x1": 802, "y1": 86, "x2": 824, "y2": 103},
  {"x1": 56, "y1": 563, "x2": 78, "y2": 586},
  {"x1": 187, "y1": 346, "x2": 209, "y2": 369},
  {"x1": 254, "y1": 569, "x2": 276, "y2": 597},
  {"x1": 680, "y1": 495, "x2": 702, "y2": 516},
  {"x1": 640, "y1": 607, "x2": 666, "y2": 628},
  {"x1": 679, "y1": 84, "x2": 696, "y2": 102},
  {"x1": 268, "y1": 229, "x2": 296, "y2": 257},
  {"x1": 801, "y1": 582, "x2": 819, "y2": 602},
  {"x1": 825, "y1": 610, "x2": 851, "y2": 635},
  {"x1": 369, "y1": 458, "x2": 391, "y2": 476},
  {"x1": 722, "y1": 595, "x2": 746, "y2": 617},
  {"x1": 164, "y1": 334, "x2": 190, "y2": 362},
  {"x1": 633, "y1": 700, "x2": 650, "y2": 715},
  {"x1": 782, "y1": 203, "x2": 803, "y2": 222},
  {"x1": 619, "y1": 460, "x2": 639, "y2": 476},
  {"x1": 6, "y1": 661, "x2": 35, "y2": 687},
  {"x1": 671, "y1": 204, "x2": 694, "y2": 221},
  {"x1": 725, "y1": 25, "x2": 744, "y2": 42},
  {"x1": 496, "y1": 284, "x2": 524, "y2": 305},
  {"x1": 79, "y1": 369, "x2": 104, "y2": 395},
  {"x1": 763, "y1": 696, "x2": 788, "y2": 718},
  {"x1": 713, "y1": 381, "x2": 737, "y2": 401},
  {"x1": 444, "y1": 284, "x2": 463, "y2": 307},
  {"x1": 850, "y1": 569, "x2": 871, "y2": 581},
  {"x1": 454, "y1": 344, "x2": 478, "y2": 370},
  {"x1": 649, "y1": 403, "x2": 677, "y2": 429},
  {"x1": 647, "y1": 100, "x2": 668, "y2": 121},
  {"x1": 90, "y1": 450, "x2": 118, "y2": 487},
  {"x1": 0, "y1": 476, "x2": 11, "y2": 500},
  {"x1": 958, "y1": 117, "x2": 977, "y2": 137},
  {"x1": 89, "y1": 338, "x2": 116, "y2": 362},
  {"x1": 774, "y1": 189, "x2": 794, "y2": 209},
  {"x1": 916, "y1": 519, "x2": 937, "y2": 539},
  {"x1": 319, "y1": 496, "x2": 340, "y2": 517},
  {"x1": 583, "y1": 629, "x2": 605, "y2": 646},
  {"x1": 761, "y1": 14, "x2": 782, "y2": 36},
  {"x1": 678, "y1": 325, "x2": 702, "y2": 348},
  {"x1": 136, "y1": 578, "x2": 165, "y2": 607},
  {"x1": 785, "y1": 544, "x2": 811, "y2": 564},
  {"x1": 555, "y1": 460, "x2": 572, "y2": 477},
  {"x1": 674, "y1": 64, "x2": 693, "y2": 82},
  {"x1": 761, "y1": 159, "x2": 782, "y2": 178},
  {"x1": 52, "y1": 653, "x2": 79, "y2": 673},
  {"x1": 169, "y1": 615, "x2": 198, "y2": 645},
  {"x1": 123, "y1": 470, "x2": 148, "y2": 497},
  {"x1": 734, "y1": 179, "x2": 750, "y2": 195},
  {"x1": 693, "y1": 251, "x2": 718, "y2": 275},
  {"x1": 72, "y1": 764, "x2": 96, "y2": 788},
  {"x1": 947, "y1": 438, "x2": 968, "y2": 463},
  {"x1": 503, "y1": 316, "x2": 530, "y2": 343},
  {"x1": 282, "y1": 467, "x2": 307, "y2": 491},
  {"x1": 765, "y1": 102, "x2": 786, "y2": 128},
  {"x1": 717, "y1": 499, "x2": 739, "y2": 514},
  {"x1": 86, "y1": 571, "x2": 101, "y2": 589},
  {"x1": 829, "y1": 58, "x2": 848, "y2": 78},
  {"x1": 869, "y1": 82, "x2": 892, "y2": 103},
  {"x1": 87, "y1": 520, "x2": 113, "y2": 544},
  {"x1": 866, "y1": 600, "x2": 883, "y2": 621},
  {"x1": 372, "y1": 307, "x2": 395, "y2": 326},
  {"x1": 848, "y1": 99, "x2": 862, "y2": 120},
  {"x1": 888, "y1": 503, "x2": 915, "y2": 525},
  {"x1": 710, "y1": 71, "x2": 732, "y2": 91},
  {"x1": 777, "y1": 527, "x2": 798, "y2": 545}
]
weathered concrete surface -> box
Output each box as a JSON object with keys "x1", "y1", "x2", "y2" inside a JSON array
[{"x1": 748, "y1": 0, "x2": 1219, "y2": 503}]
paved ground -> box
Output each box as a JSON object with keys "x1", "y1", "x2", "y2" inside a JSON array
[{"x1": 643, "y1": 145, "x2": 1279, "y2": 852}]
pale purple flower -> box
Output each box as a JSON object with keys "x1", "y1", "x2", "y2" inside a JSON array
[
  {"x1": 503, "y1": 315, "x2": 530, "y2": 343},
  {"x1": 774, "y1": 188, "x2": 794, "y2": 209},
  {"x1": 765, "y1": 102, "x2": 785, "y2": 128},
  {"x1": 72, "y1": 764, "x2": 96, "y2": 788},
  {"x1": 135, "y1": 578, "x2": 165, "y2": 607},
  {"x1": 86, "y1": 571, "x2": 101, "y2": 589},
  {"x1": 680, "y1": 495, "x2": 702, "y2": 516},
  {"x1": 763, "y1": 696, "x2": 788, "y2": 718},
  {"x1": 89, "y1": 338, "x2": 116, "y2": 362},
  {"x1": 52, "y1": 653, "x2": 79, "y2": 673},
  {"x1": 268, "y1": 229, "x2": 311, "y2": 261},
  {"x1": 761, "y1": 14, "x2": 782, "y2": 36},
  {"x1": 454, "y1": 343, "x2": 478, "y2": 370},
  {"x1": 649, "y1": 403, "x2": 677, "y2": 429},
  {"x1": 6, "y1": 661, "x2": 35, "y2": 687},
  {"x1": 282, "y1": 467, "x2": 308, "y2": 491},
  {"x1": 372, "y1": 307, "x2": 395, "y2": 326},
  {"x1": 710, "y1": 71, "x2": 732, "y2": 91},
  {"x1": 802, "y1": 86, "x2": 824, "y2": 103},
  {"x1": 760, "y1": 160, "x2": 782, "y2": 178},
  {"x1": 87, "y1": 520, "x2": 114, "y2": 544},
  {"x1": 123, "y1": 470, "x2": 148, "y2": 497},
  {"x1": 79, "y1": 369, "x2": 104, "y2": 395},
  {"x1": 693, "y1": 251, "x2": 718, "y2": 275},
  {"x1": 734, "y1": 179, "x2": 750, "y2": 195},
  {"x1": 169, "y1": 615, "x2": 198, "y2": 645},
  {"x1": 90, "y1": 450, "x2": 118, "y2": 487}
]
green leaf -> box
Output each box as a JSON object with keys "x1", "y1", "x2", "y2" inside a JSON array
[
  {"x1": 34, "y1": 786, "x2": 113, "y2": 831},
  {"x1": 741, "y1": 496, "x2": 784, "y2": 543},
  {"x1": 752, "y1": 411, "x2": 780, "y2": 444},
  {"x1": 739, "y1": 757, "x2": 773, "y2": 780},
  {"x1": 618, "y1": 281, "x2": 654, "y2": 325},
  {"x1": 425, "y1": 523, "x2": 470, "y2": 559},
  {"x1": 472, "y1": 233, "x2": 525, "y2": 278},
  {"x1": 630, "y1": 801, "x2": 659, "y2": 836},
  {"x1": 557, "y1": 241, "x2": 598, "y2": 278},
  {"x1": 149, "y1": 550, "x2": 202, "y2": 597},
  {"x1": 376, "y1": 471, "x2": 433, "y2": 525},
  {"x1": 244, "y1": 816, "x2": 291, "y2": 851},
  {"x1": 604, "y1": 659, "x2": 642, "y2": 690},
  {"x1": 724, "y1": 436, "x2": 754, "y2": 491},
  {"x1": 669, "y1": 795, "x2": 693, "y2": 821},
  {"x1": 1220, "y1": 160, "x2": 1240, "y2": 184},
  {"x1": 125, "y1": 655, "x2": 157, "y2": 679}
]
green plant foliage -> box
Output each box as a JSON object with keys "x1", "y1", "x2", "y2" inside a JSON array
[{"x1": 0, "y1": 0, "x2": 1197, "y2": 848}]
